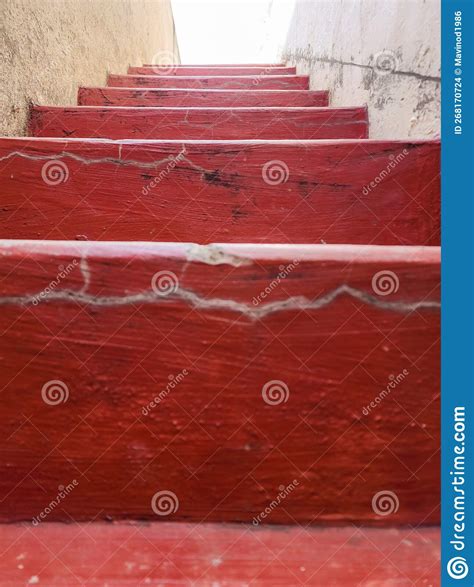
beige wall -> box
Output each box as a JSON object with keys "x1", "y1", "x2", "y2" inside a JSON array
[
  {"x1": 277, "y1": 0, "x2": 440, "y2": 139},
  {"x1": 0, "y1": 0, "x2": 179, "y2": 136}
]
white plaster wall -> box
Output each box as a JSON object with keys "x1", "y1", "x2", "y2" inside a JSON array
[{"x1": 277, "y1": 0, "x2": 440, "y2": 139}]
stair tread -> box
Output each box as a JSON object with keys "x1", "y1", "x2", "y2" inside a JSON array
[
  {"x1": 0, "y1": 137, "x2": 439, "y2": 245},
  {"x1": 0, "y1": 522, "x2": 439, "y2": 585}
]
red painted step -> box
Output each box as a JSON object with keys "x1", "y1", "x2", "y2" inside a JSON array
[
  {"x1": 0, "y1": 241, "x2": 439, "y2": 525},
  {"x1": 0, "y1": 138, "x2": 440, "y2": 245},
  {"x1": 143, "y1": 63, "x2": 286, "y2": 67},
  {"x1": 0, "y1": 522, "x2": 439, "y2": 586},
  {"x1": 108, "y1": 73, "x2": 310, "y2": 89},
  {"x1": 78, "y1": 87, "x2": 330, "y2": 107},
  {"x1": 129, "y1": 65, "x2": 297, "y2": 75},
  {"x1": 29, "y1": 106, "x2": 368, "y2": 140}
]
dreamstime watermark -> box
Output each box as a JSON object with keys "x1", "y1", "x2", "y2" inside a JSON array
[
  {"x1": 31, "y1": 480, "x2": 79, "y2": 525},
  {"x1": 447, "y1": 557, "x2": 469, "y2": 580},
  {"x1": 149, "y1": 50, "x2": 178, "y2": 75},
  {"x1": 371, "y1": 490, "x2": 399, "y2": 516},
  {"x1": 362, "y1": 149, "x2": 409, "y2": 195},
  {"x1": 261, "y1": 380, "x2": 289, "y2": 406},
  {"x1": 371, "y1": 270, "x2": 400, "y2": 296},
  {"x1": 142, "y1": 147, "x2": 187, "y2": 195},
  {"x1": 262, "y1": 160, "x2": 289, "y2": 185},
  {"x1": 373, "y1": 50, "x2": 399, "y2": 76},
  {"x1": 252, "y1": 66, "x2": 275, "y2": 86},
  {"x1": 151, "y1": 490, "x2": 179, "y2": 516},
  {"x1": 41, "y1": 380, "x2": 69, "y2": 405},
  {"x1": 252, "y1": 260, "x2": 299, "y2": 306},
  {"x1": 31, "y1": 259, "x2": 79, "y2": 306},
  {"x1": 362, "y1": 369, "x2": 409, "y2": 416},
  {"x1": 41, "y1": 160, "x2": 69, "y2": 185},
  {"x1": 151, "y1": 270, "x2": 179, "y2": 297},
  {"x1": 142, "y1": 369, "x2": 189, "y2": 416},
  {"x1": 447, "y1": 406, "x2": 469, "y2": 580},
  {"x1": 252, "y1": 479, "x2": 299, "y2": 525}
]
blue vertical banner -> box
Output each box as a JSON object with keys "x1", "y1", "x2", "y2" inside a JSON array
[{"x1": 442, "y1": 0, "x2": 474, "y2": 585}]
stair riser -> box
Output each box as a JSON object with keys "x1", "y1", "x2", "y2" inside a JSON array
[
  {"x1": 29, "y1": 106, "x2": 368, "y2": 140},
  {"x1": 128, "y1": 66, "x2": 297, "y2": 75},
  {"x1": 108, "y1": 74, "x2": 310, "y2": 89},
  {"x1": 0, "y1": 242, "x2": 439, "y2": 525},
  {"x1": 0, "y1": 139, "x2": 440, "y2": 245},
  {"x1": 77, "y1": 88, "x2": 330, "y2": 107},
  {"x1": 143, "y1": 63, "x2": 286, "y2": 67}
]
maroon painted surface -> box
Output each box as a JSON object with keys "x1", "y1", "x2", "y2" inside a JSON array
[
  {"x1": 0, "y1": 138, "x2": 440, "y2": 245},
  {"x1": 108, "y1": 73, "x2": 310, "y2": 89},
  {"x1": 77, "y1": 87, "x2": 330, "y2": 107},
  {"x1": 0, "y1": 522, "x2": 439, "y2": 585},
  {"x1": 0, "y1": 241, "x2": 440, "y2": 524},
  {"x1": 128, "y1": 66, "x2": 297, "y2": 75},
  {"x1": 29, "y1": 106, "x2": 368, "y2": 140}
]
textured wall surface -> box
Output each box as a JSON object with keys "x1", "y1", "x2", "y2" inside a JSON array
[
  {"x1": 0, "y1": 0, "x2": 179, "y2": 136},
  {"x1": 279, "y1": 0, "x2": 440, "y2": 139}
]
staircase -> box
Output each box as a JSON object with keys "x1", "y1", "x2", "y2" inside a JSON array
[{"x1": 0, "y1": 62, "x2": 440, "y2": 584}]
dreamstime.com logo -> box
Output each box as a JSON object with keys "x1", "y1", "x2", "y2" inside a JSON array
[
  {"x1": 373, "y1": 50, "x2": 399, "y2": 76},
  {"x1": 252, "y1": 66, "x2": 275, "y2": 86},
  {"x1": 448, "y1": 406, "x2": 468, "y2": 580},
  {"x1": 261, "y1": 380, "x2": 289, "y2": 406},
  {"x1": 447, "y1": 556, "x2": 469, "y2": 580},
  {"x1": 32, "y1": 480, "x2": 79, "y2": 525},
  {"x1": 252, "y1": 479, "x2": 299, "y2": 525},
  {"x1": 151, "y1": 270, "x2": 179, "y2": 297},
  {"x1": 252, "y1": 260, "x2": 299, "y2": 306},
  {"x1": 151, "y1": 490, "x2": 179, "y2": 516},
  {"x1": 41, "y1": 380, "x2": 69, "y2": 405},
  {"x1": 362, "y1": 369, "x2": 409, "y2": 416},
  {"x1": 142, "y1": 369, "x2": 189, "y2": 415},
  {"x1": 372, "y1": 270, "x2": 400, "y2": 296},
  {"x1": 41, "y1": 160, "x2": 69, "y2": 185},
  {"x1": 362, "y1": 149, "x2": 409, "y2": 195},
  {"x1": 262, "y1": 160, "x2": 289, "y2": 185},
  {"x1": 149, "y1": 50, "x2": 178, "y2": 75},
  {"x1": 141, "y1": 146, "x2": 187, "y2": 195},
  {"x1": 31, "y1": 259, "x2": 79, "y2": 305},
  {"x1": 371, "y1": 490, "x2": 399, "y2": 516}
]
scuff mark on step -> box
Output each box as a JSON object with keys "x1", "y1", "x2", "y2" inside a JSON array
[
  {"x1": 79, "y1": 257, "x2": 91, "y2": 291},
  {"x1": 203, "y1": 169, "x2": 240, "y2": 189},
  {"x1": 184, "y1": 244, "x2": 252, "y2": 266}
]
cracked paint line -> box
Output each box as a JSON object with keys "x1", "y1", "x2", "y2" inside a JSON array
[{"x1": 0, "y1": 284, "x2": 440, "y2": 319}]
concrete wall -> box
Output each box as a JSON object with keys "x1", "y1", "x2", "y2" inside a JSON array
[
  {"x1": 279, "y1": 0, "x2": 440, "y2": 139},
  {"x1": 0, "y1": 0, "x2": 179, "y2": 136}
]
